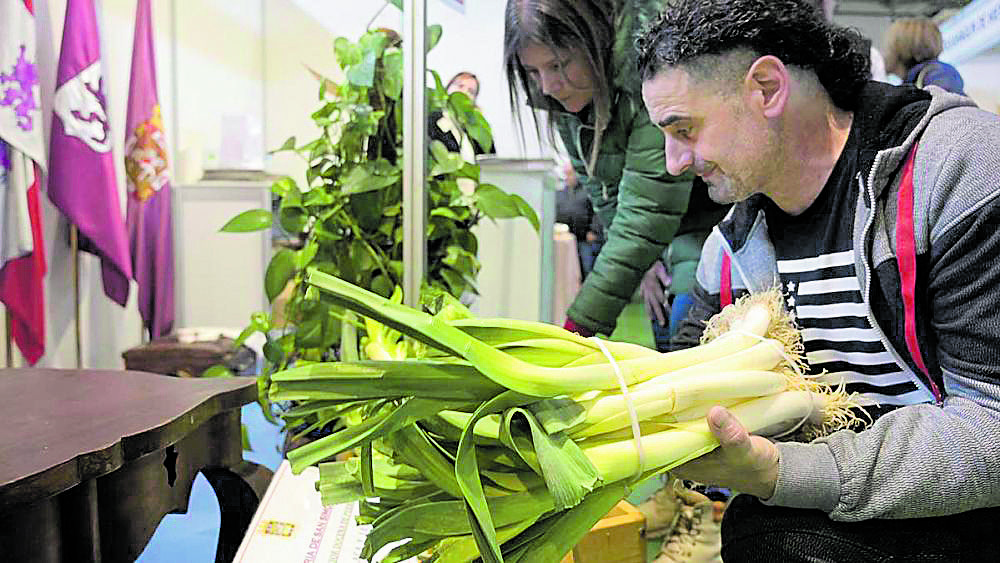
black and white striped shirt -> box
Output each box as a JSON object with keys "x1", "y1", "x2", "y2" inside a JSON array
[{"x1": 765, "y1": 142, "x2": 934, "y2": 408}]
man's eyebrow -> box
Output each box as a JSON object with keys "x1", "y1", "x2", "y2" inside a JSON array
[{"x1": 656, "y1": 115, "x2": 687, "y2": 128}]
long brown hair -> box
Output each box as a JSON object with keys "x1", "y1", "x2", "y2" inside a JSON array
[{"x1": 503, "y1": 0, "x2": 620, "y2": 172}]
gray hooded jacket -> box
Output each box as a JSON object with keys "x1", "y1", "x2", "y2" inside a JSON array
[{"x1": 674, "y1": 82, "x2": 1000, "y2": 521}]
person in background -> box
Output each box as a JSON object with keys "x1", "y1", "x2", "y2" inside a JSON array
[
  {"x1": 637, "y1": 0, "x2": 1000, "y2": 560},
  {"x1": 555, "y1": 160, "x2": 605, "y2": 279},
  {"x1": 446, "y1": 71, "x2": 480, "y2": 102},
  {"x1": 884, "y1": 17, "x2": 965, "y2": 94},
  {"x1": 808, "y1": 0, "x2": 888, "y2": 82},
  {"x1": 430, "y1": 71, "x2": 496, "y2": 157},
  {"x1": 503, "y1": 0, "x2": 729, "y2": 351}
]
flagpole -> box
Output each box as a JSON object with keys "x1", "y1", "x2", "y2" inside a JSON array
[{"x1": 71, "y1": 225, "x2": 82, "y2": 368}]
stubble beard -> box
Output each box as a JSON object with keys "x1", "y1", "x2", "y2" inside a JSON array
[{"x1": 705, "y1": 173, "x2": 754, "y2": 205}]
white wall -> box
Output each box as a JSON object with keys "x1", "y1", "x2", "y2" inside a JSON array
[
  {"x1": 954, "y1": 46, "x2": 1000, "y2": 112},
  {"x1": 173, "y1": 0, "x2": 265, "y2": 178}
]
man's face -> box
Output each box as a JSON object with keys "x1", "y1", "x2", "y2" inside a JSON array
[
  {"x1": 518, "y1": 41, "x2": 595, "y2": 113},
  {"x1": 641, "y1": 66, "x2": 773, "y2": 205}
]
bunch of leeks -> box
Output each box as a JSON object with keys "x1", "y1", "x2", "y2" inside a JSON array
[{"x1": 268, "y1": 268, "x2": 856, "y2": 563}]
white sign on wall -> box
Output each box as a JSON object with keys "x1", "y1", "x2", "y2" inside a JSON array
[{"x1": 940, "y1": 0, "x2": 1000, "y2": 65}]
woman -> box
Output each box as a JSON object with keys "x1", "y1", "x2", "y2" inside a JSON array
[
  {"x1": 884, "y1": 17, "x2": 965, "y2": 94},
  {"x1": 429, "y1": 71, "x2": 496, "y2": 156},
  {"x1": 503, "y1": 0, "x2": 728, "y2": 347}
]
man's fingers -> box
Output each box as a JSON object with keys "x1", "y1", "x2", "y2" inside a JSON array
[
  {"x1": 645, "y1": 297, "x2": 666, "y2": 326},
  {"x1": 655, "y1": 263, "x2": 671, "y2": 286},
  {"x1": 653, "y1": 302, "x2": 666, "y2": 326},
  {"x1": 707, "y1": 406, "x2": 751, "y2": 453}
]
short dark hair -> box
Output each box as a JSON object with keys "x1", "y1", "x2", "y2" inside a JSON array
[{"x1": 636, "y1": 0, "x2": 871, "y2": 110}]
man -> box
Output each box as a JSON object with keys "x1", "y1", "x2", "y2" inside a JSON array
[{"x1": 635, "y1": 0, "x2": 1000, "y2": 559}]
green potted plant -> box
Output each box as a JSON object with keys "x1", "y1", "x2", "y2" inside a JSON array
[{"x1": 221, "y1": 26, "x2": 537, "y2": 382}]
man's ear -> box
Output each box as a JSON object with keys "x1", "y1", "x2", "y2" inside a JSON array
[{"x1": 744, "y1": 55, "x2": 789, "y2": 119}]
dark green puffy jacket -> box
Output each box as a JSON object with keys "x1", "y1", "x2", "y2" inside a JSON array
[{"x1": 552, "y1": 1, "x2": 729, "y2": 335}]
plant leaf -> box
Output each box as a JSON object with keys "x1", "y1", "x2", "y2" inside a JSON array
[
  {"x1": 426, "y1": 24, "x2": 443, "y2": 53},
  {"x1": 342, "y1": 163, "x2": 400, "y2": 194},
  {"x1": 473, "y1": 184, "x2": 520, "y2": 218},
  {"x1": 297, "y1": 240, "x2": 319, "y2": 269},
  {"x1": 512, "y1": 193, "x2": 540, "y2": 231},
  {"x1": 265, "y1": 248, "x2": 296, "y2": 302},
  {"x1": 381, "y1": 50, "x2": 403, "y2": 99},
  {"x1": 201, "y1": 364, "x2": 233, "y2": 378},
  {"x1": 511, "y1": 482, "x2": 627, "y2": 563},
  {"x1": 334, "y1": 37, "x2": 361, "y2": 69},
  {"x1": 347, "y1": 50, "x2": 377, "y2": 87},
  {"x1": 220, "y1": 209, "x2": 272, "y2": 233},
  {"x1": 271, "y1": 176, "x2": 298, "y2": 198},
  {"x1": 272, "y1": 136, "x2": 296, "y2": 153},
  {"x1": 474, "y1": 185, "x2": 540, "y2": 231}
]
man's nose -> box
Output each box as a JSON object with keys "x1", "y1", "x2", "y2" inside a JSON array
[{"x1": 664, "y1": 137, "x2": 693, "y2": 176}]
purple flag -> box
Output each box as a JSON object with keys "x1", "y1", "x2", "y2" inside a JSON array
[
  {"x1": 125, "y1": 0, "x2": 173, "y2": 339},
  {"x1": 48, "y1": 0, "x2": 132, "y2": 306}
]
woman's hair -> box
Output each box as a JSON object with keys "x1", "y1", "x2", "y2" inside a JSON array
[
  {"x1": 503, "y1": 0, "x2": 620, "y2": 170},
  {"x1": 446, "y1": 71, "x2": 480, "y2": 96},
  {"x1": 883, "y1": 18, "x2": 943, "y2": 78},
  {"x1": 636, "y1": 0, "x2": 871, "y2": 111}
]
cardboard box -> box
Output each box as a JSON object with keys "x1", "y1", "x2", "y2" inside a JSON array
[{"x1": 561, "y1": 501, "x2": 646, "y2": 563}]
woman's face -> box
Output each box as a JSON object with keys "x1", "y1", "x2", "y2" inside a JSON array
[
  {"x1": 448, "y1": 75, "x2": 479, "y2": 102},
  {"x1": 517, "y1": 41, "x2": 595, "y2": 113}
]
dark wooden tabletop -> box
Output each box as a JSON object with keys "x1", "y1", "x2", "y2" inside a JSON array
[{"x1": 0, "y1": 368, "x2": 258, "y2": 510}]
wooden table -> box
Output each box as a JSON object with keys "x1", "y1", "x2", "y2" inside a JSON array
[{"x1": 0, "y1": 368, "x2": 274, "y2": 562}]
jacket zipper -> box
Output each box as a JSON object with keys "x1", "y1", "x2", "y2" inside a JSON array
[{"x1": 857, "y1": 166, "x2": 944, "y2": 405}]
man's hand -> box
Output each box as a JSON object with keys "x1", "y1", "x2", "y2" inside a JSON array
[
  {"x1": 641, "y1": 261, "x2": 671, "y2": 326},
  {"x1": 672, "y1": 406, "x2": 780, "y2": 499}
]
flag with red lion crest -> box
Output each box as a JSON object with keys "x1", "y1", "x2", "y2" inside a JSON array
[{"x1": 125, "y1": 0, "x2": 174, "y2": 339}]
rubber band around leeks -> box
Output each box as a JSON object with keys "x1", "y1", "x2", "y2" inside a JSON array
[{"x1": 591, "y1": 337, "x2": 646, "y2": 482}]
